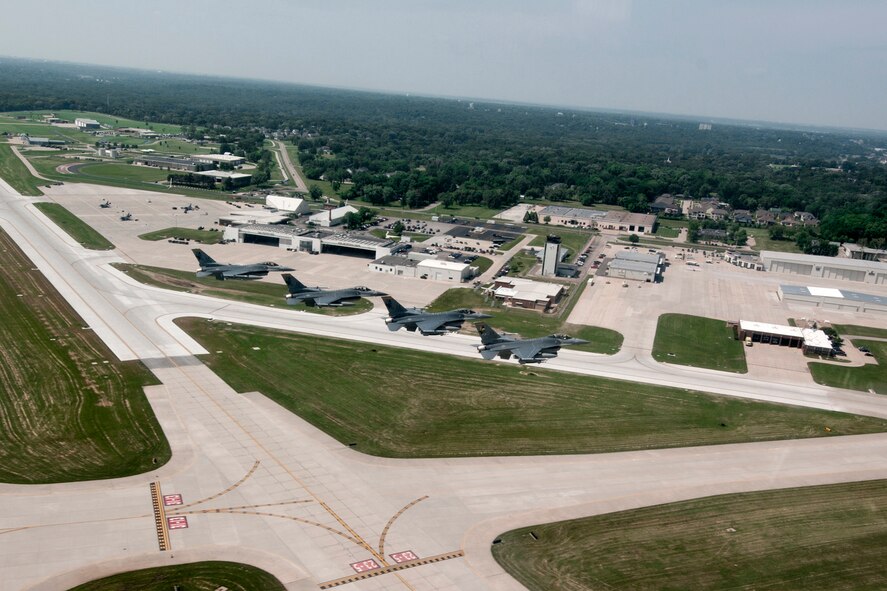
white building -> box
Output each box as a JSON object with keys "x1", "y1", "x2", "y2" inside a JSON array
[
  {"x1": 541, "y1": 235, "x2": 562, "y2": 277},
  {"x1": 760, "y1": 251, "x2": 887, "y2": 285},
  {"x1": 309, "y1": 205, "x2": 359, "y2": 227},
  {"x1": 266, "y1": 195, "x2": 310, "y2": 215},
  {"x1": 192, "y1": 153, "x2": 247, "y2": 167},
  {"x1": 416, "y1": 259, "x2": 473, "y2": 282},
  {"x1": 368, "y1": 255, "x2": 419, "y2": 278},
  {"x1": 75, "y1": 118, "x2": 101, "y2": 130},
  {"x1": 605, "y1": 251, "x2": 663, "y2": 282}
]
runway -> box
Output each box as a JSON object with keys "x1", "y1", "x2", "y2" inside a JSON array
[{"x1": 3, "y1": 177, "x2": 887, "y2": 591}]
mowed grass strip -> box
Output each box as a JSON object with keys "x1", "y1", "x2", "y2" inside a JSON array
[
  {"x1": 139, "y1": 226, "x2": 223, "y2": 244},
  {"x1": 175, "y1": 318, "x2": 887, "y2": 457},
  {"x1": 0, "y1": 142, "x2": 45, "y2": 195},
  {"x1": 428, "y1": 287, "x2": 623, "y2": 355},
  {"x1": 33, "y1": 202, "x2": 115, "y2": 250},
  {"x1": 114, "y1": 263, "x2": 373, "y2": 315},
  {"x1": 0, "y1": 230, "x2": 169, "y2": 484},
  {"x1": 809, "y1": 339, "x2": 887, "y2": 393},
  {"x1": 493, "y1": 479, "x2": 887, "y2": 591},
  {"x1": 68, "y1": 561, "x2": 285, "y2": 591},
  {"x1": 831, "y1": 324, "x2": 887, "y2": 340},
  {"x1": 653, "y1": 313, "x2": 748, "y2": 373}
]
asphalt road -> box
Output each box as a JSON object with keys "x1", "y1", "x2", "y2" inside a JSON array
[
  {"x1": 275, "y1": 140, "x2": 309, "y2": 193},
  {"x1": 3, "y1": 175, "x2": 887, "y2": 591}
]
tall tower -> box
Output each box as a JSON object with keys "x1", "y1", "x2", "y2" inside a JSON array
[{"x1": 541, "y1": 235, "x2": 562, "y2": 277}]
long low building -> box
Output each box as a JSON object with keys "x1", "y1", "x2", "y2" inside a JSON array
[
  {"x1": 737, "y1": 319, "x2": 834, "y2": 356},
  {"x1": 192, "y1": 153, "x2": 246, "y2": 167},
  {"x1": 133, "y1": 155, "x2": 213, "y2": 172},
  {"x1": 761, "y1": 251, "x2": 887, "y2": 285},
  {"x1": 486, "y1": 277, "x2": 565, "y2": 310},
  {"x1": 779, "y1": 285, "x2": 887, "y2": 316},
  {"x1": 225, "y1": 224, "x2": 394, "y2": 258},
  {"x1": 368, "y1": 255, "x2": 420, "y2": 277},
  {"x1": 535, "y1": 206, "x2": 657, "y2": 234}
]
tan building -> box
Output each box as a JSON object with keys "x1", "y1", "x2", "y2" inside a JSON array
[{"x1": 487, "y1": 277, "x2": 565, "y2": 311}]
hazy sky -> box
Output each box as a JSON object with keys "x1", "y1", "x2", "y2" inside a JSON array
[{"x1": 2, "y1": 0, "x2": 886, "y2": 130}]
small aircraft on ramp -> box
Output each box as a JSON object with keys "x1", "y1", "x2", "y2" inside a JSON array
[
  {"x1": 99, "y1": 199, "x2": 111, "y2": 208},
  {"x1": 192, "y1": 248, "x2": 293, "y2": 280},
  {"x1": 282, "y1": 274, "x2": 386, "y2": 307},
  {"x1": 474, "y1": 322, "x2": 588, "y2": 364},
  {"x1": 382, "y1": 296, "x2": 491, "y2": 335}
]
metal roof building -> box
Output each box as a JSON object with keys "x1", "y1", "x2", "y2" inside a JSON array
[
  {"x1": 761, "y1": 251, "x2": 887, "y2": 285},
  {"x1": 779, "y1": 284, "x2": 887, "y2": 316}
]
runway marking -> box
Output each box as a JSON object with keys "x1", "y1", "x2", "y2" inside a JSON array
[
  {"x1": 167, "y1": 516, "x2": 188, "y2": 530},
  {"x1": 174, "y1": 459, "x2": 261, "y2": 510},
  {"x1": 390, "y1": 551, "x2": 418, "y2": 564},
  {"x1": 318, "y1": 550, "x2": 464, "y2": 589},
  {"x1": 185, "y1": 508, "x2": 363, "y2": 546},
  {"x1": 149, "y1": 481, "x2": 170, "y2": 551},
  {"x1": 378, "y1": 495, "x2": 428, "y2": 557},
  {"x1": 163, "y1": 494, "x2": 183, "y2": 506},
  {"x1": 168, "y1": 499, "x2": 312, "y2": 516}
]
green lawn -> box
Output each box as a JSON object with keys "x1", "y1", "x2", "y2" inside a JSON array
[
  {"x1": 114, "y1": 264, "x2": 373, "y2": 315},
  {"x1": 472, "y1": 255, "x2": 493, "y2": 274},
  {"x1": 0, "y1": 229, "x2": 169, "y2": 484},
  {"x1": 747, "y1": 227, "x2": 803, "y2": 253},
  {"x1": 177, "y1": 318, "x2": 887, "y2": 457},
  {"x1": 33, "y1": 202, "x2": 114, "y2": 250},
  {"x1": 493, "y1": 479, "x2": 887, "y2": 591},
  {"x1": 505, "y1": 250, "x2": 539, "y2": 276},
  {"x1": 528, "y1": 229, "x2": 592, "y2": 262},
  {"x1": 69, "y1": 561, "x2": 285, "y2": 591},
  {"x1": 653, "y1": 313, "x2": 748, "y2": 373},
  {"x1": 3, "y1": 109, "x2": 183, "y2": 135},
  {"x1": 831, "y1": 324, "x2": 887, "y2": 339},
  {"x1": 75, "y1": 161, "x2": 171, "y2": 182},
  {"x1": 430, "y1": 286, "x2": 620, "y2": 354},
  {"x1": 141, "y1": 138, "x2": 215, "y2": 154},
  {"x1": 809, "y1": 339, "x2": 887, "y2": 393},
  {"x1": 653, "y1": 222, "x2": 681, "y2": 238},
  {"x1": 138, "y1": 227, "x2": 223, "y2": 244},
  {"x1": 0, "y1": 118, "x2": 96, "y2": 143},
  {"x1": 0, "y1": 143, "x2": 46, "y2": 195}
]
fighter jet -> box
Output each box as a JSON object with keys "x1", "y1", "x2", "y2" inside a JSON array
[
  {"x1": 99, "y1": 199, "x2": 111, "y2": 208},
  {"x1": 282, "y1": 273, "x2": 386, "y2": 307},
  {"x1": 192, "y1": 248, "x2": 293, "y2": 280},
  {"x1": 474, "y1": 322, "x2": 588, "y2": 364},
  {"x1": 382, "y1": 296, "x2": 491, "y2": 335}
]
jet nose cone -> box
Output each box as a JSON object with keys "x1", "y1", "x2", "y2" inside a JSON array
[
  {"x1": 568, "y1": 338, "x2": 589, "y2": 345},
  {"x1": 279, "y1": 266, "x2": 295, "y2": 272},
  {"x1": 470, "y1": 312, "x2": 493, "y2": 319}
]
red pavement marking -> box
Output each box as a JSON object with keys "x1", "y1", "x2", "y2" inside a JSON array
[
  {"x1": 167, "y1": 516, "x2": 189, "y2": 530},
  {"x1": 390, "y1": 551, "x2": 418, "y2": 564},
  {"x1": 350, "y1": 559, "x2": 381, "y2": 573},
  {"x1": 163, "y1": 494, "x2": 183, "y2": 506}
]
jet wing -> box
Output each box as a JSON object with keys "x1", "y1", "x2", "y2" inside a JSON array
[
  {"x1": 416, "y1": 318, "x2": 448, "y2": 334},
  {"x1": 510, "y1": 342, "x2": 545, "y2": 362},
  {"x1": 313, "y1": 293, "x2": 343, "y2": 307}
]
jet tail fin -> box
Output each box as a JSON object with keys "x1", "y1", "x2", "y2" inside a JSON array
[
  {"x1": 382, "y1": 296, "x2": 409, "y2": 318},
  {"x1": 282, "y1": 273, "x2": 308, "y2": 294},
  {"x1": 192, "y1": 248, "x2": 217, "y2": 268},
  {"x1": 475, "y1": 322, "x2": 504, "y2": 345}
]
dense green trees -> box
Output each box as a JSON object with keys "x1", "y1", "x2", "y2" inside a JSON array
[{"x1": 2, "y1": 57, "x2": 885, "y2": 245}]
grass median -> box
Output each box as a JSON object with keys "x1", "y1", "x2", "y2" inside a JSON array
[
  {"x1": 653, "y1": 313, "x2": 748, "y2": 373},
  {"x1": 0, "y1": 229, "x2": 169, "y2": 483},
  {"x1": 175, "y1": 318, "x2": 887, "y2": 457},
  {"x1": 139, "y1": 226, "x2": 223, "y2": 244},
  {"x1": 69, "y1": 561, "x2": 285, "y2": 591},
  {"x1": 33, "y1": 202, "x2": 114, "y2": 250},
  {"x1": 493, "y1": 479, "x2": 887, "y2": 591}
]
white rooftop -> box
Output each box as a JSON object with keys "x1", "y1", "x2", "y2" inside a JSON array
[
  {"x1": 417, "y1": 259, "x2": 470, "y2": 271},
  {"x1": 807, "y1": 286, "x2": 843, "y2": 298},
  {"x1": 193, "y1": 153, "x2": 246, "y2": 162},
  {"x1": 193, "y1": 170, "x2": 251, "y2": 179},
  {"x1": 801, "y1": 328, "x2": 833, "y2": 350},
  {"x1": 309, "y1": 205, "x2": 358, "y2": 222},
  {"x1": 492, "y1": 277, "x2": 563, "y2": 301},
  {"x1": 739, "y1": 320, "x2": 803, "y2": 338}
]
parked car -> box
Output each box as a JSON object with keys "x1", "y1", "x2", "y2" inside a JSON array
[{"x1": 859, "y1": 346, "x2": 871, "y2": 353}]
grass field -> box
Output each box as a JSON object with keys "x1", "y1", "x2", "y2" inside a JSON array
[
  {"x1": 177, "y1": 318, "x2": 887, "y2": 457},
  {"x1": 426, "y1": 287, "x2": 622, "y2": 354},
  {"x1": 472, "y1": 255, "x2": 493, "y2": 274},
  {"x1": 528, "y1": 229, "x2": 592, "y2": 262},
  {"x1": 0, "y1": 118, "x2": 96, "y2": 143},
  {"x1": 426, "y1": 203, "x2": 504, "y2": 220},
  {"x1": 69, "y1": 561, "x2": 285, "y2": 591},
  {"x1": 33, "y1": 202, "x2": 115, "y2": 250},
  {"x1": 138, "y1": 227, "x2": 223, "y2": 244},
  {"x1": 831, "y1": 324, "x2": 887, "y2": 339},
  {"x1": 0, "y1": 143, "x2": 46, "y2": 195},
  {"x1": 74, "y1": 161, "x2": 170, "y2": 182},
  {"x1": 141, "y1": 138, "x2": 215, "y2": 154},
  {"x1": 653, "y1": 221, "x2": 682, "y2": 238},
  {"x1": 653, "y1": 313, "x2": 748, "y2": 373},
  {"x1": 114, "y1": 264, "x2": 373, "y2": 315},
  {"x1": 809, "y1": 339, "x2": 887, "y2": 393},
  {"x1": 493, "y1": 479, "x2": 887, "y2": 591},
  {"x1": 0, "y1": 230, "x2": 169, "y2": 483},
  {"x1": 3, "y1": 109, "x2": 184, "y2": 135},
  {"x1": 505, "y1": 250, "x2": 539, "y2": 276},
  {"x1": 747, "y1": 227, "x2": 802, "y2": 253}
]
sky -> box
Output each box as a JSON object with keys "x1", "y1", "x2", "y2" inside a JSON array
[{"x1": 1, "y1": 0, "x2": 886, "y2": 130}]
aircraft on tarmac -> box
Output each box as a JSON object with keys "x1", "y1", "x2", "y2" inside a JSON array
[
  {"x1": 119, "y1": 212, "x2": 132, "y2": 221},
  {"x1": 192, "y1": 248, "x2": 294, "y2": 280},
  {"x1": 474, "y1": 322, "x2": 588, "y2": 364},
  {"x1": 282, "y1": 274, "x2": 386, "y2": 307},
  {"x1": 99, "y1": 199, "x2": 111, "y2": 208},
  {"x1": 382, "y1": 296, "x2": 491, "y2": 335}
]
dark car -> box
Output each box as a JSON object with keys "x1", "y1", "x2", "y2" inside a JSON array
[
  {"x1": 832, "y1": 349, "x2": 847, "y2": 356},
  {"x1": 859, "y1": 346, "x2": 871, "y2": 353}
]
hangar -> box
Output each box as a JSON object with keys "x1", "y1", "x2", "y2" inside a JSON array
[
  {"x1": 416, "y1": 259, "x2": 474, "y2": 282},
  {"x1": 779, "y1": 285, "x2": 887, "y2": 316},
  {"x1": 266, "y1": 195, "x2": 310, "y2": 215},
  {"x1": 605, "y1": 250, "x2": 663, "y2": 282},
  {"x1": 737, "y1": 320, "x2": 834, "y2": 356},
  {"x1": 761, "y1": 251, "x2": 887, "y2": 285},
  {"x1": 227, "y1": 225, "x2": 393, "y2": 258}
]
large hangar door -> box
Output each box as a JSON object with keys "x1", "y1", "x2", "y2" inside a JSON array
[{"x1": 243, "y1": 233, "x2": 280, "y2": 247}]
